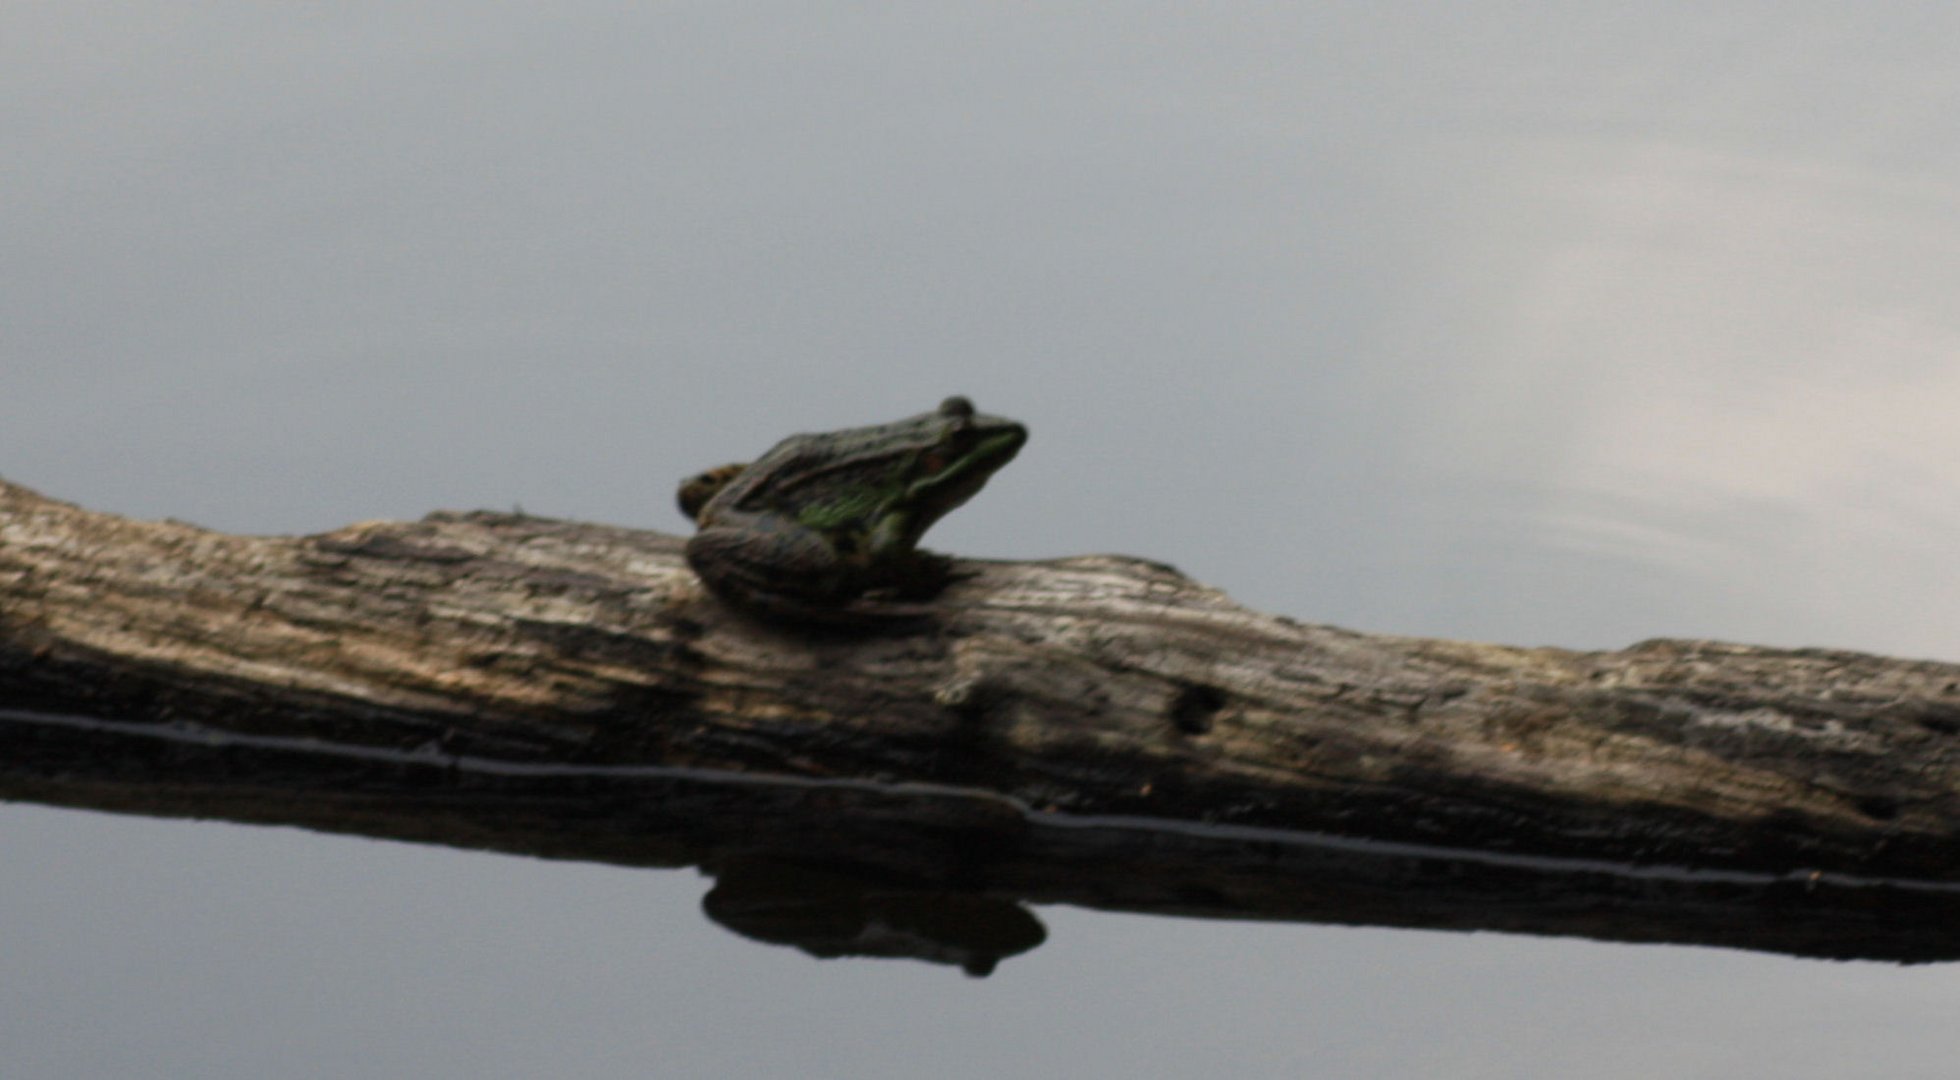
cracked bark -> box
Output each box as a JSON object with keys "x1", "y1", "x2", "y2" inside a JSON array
[{"x1": 4, "y1": 474, "x2": 1958, "y2": 966}]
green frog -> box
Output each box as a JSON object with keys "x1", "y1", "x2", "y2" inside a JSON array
[{"x1": 677, "y1": 396, "x2": 1027, "y2": 619}]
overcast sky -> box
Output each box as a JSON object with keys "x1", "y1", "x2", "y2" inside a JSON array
[{"x1": 7, "y1": 6, "x2": 1960, "y2": 1078}]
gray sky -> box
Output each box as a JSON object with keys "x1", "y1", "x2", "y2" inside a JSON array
[{"x1": 7, "y1": 5, "x2": 1960, "y2": 1078}]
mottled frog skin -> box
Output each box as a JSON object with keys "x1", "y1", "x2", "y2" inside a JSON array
[{"x1": 678, "y1": 396, "x2": 1026, "y2": 619}]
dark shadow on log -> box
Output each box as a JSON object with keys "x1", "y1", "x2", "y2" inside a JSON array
[{"x1": 6, "y1": 706, "x2": 1958, "y2": 969}]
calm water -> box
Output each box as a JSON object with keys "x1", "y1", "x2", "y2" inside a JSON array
[{"x1": 6, "y1": 6, "x2": 1960, "y2": 1077}]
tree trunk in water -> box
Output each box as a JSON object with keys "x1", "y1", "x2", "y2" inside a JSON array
[{"x1": 4, "y1": 475, "x2": 1958, "y2": 967}]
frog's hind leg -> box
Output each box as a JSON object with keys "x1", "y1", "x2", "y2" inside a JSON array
[{"x1": 683, "y1": 522, "x2": 857, "y2": 615}]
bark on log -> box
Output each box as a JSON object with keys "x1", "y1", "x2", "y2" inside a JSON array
[{"x1": 4, "y1": 475, "x2": 1959, "y2": 967}]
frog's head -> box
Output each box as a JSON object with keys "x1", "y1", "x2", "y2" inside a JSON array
[{"x1": 897, "y1": 396, "x2": 1027, "y2": 530}]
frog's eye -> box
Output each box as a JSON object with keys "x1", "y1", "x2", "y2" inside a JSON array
[
  {"x1": 939, "y1": 396, "x2": 975, "y2": 420},
  {"x1": 946, "y1": 417, "x2": 973, "y2": 441}
]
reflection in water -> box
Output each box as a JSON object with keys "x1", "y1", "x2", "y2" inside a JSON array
[
  {"x1": 704, "y1": 858, "x2": 1045, "y2": 978},
  {"x1": 7, "y1": 706, "x2": 1960, "y2": 972},
  {"x1": 10, "y1": 4, "x2": 1960, "y2": 1074}
]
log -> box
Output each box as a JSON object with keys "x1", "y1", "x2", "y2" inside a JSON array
[{"x1": 4, "y1": 474, "x2": 1959, "y2": 968}]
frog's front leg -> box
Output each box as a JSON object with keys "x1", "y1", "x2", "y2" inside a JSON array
[
  {"x1": 684, "y1": 516, "x2": 863, "y2": 614},
  {"x1": 860, "y1": 510, "x2": 959, "y2": 599}
]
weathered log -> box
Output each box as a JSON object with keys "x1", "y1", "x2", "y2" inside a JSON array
[{"x1": 4, "y1": 475, "x2": 1959, "y2": 966}]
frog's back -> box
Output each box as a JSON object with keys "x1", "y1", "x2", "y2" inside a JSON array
[{"x1": 703, "y1": 430, "x2": 886, "y2": 520}]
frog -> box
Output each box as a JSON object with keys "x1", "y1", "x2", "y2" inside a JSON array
[{"x1": 677, "y1": 395, "x2": 1027, "y2": 620}]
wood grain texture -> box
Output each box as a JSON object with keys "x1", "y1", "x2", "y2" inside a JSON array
[{"x1": 5, "y1": 475, "x2": 1959, "y2": 962}]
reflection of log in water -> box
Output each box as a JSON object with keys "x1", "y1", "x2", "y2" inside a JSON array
[
  {"x1": 4, "y1": 475, "x2": 1960, "y2": 968},
  {"x1": 5, "y1": 707, "x2": 1959, "y2": 966}
]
